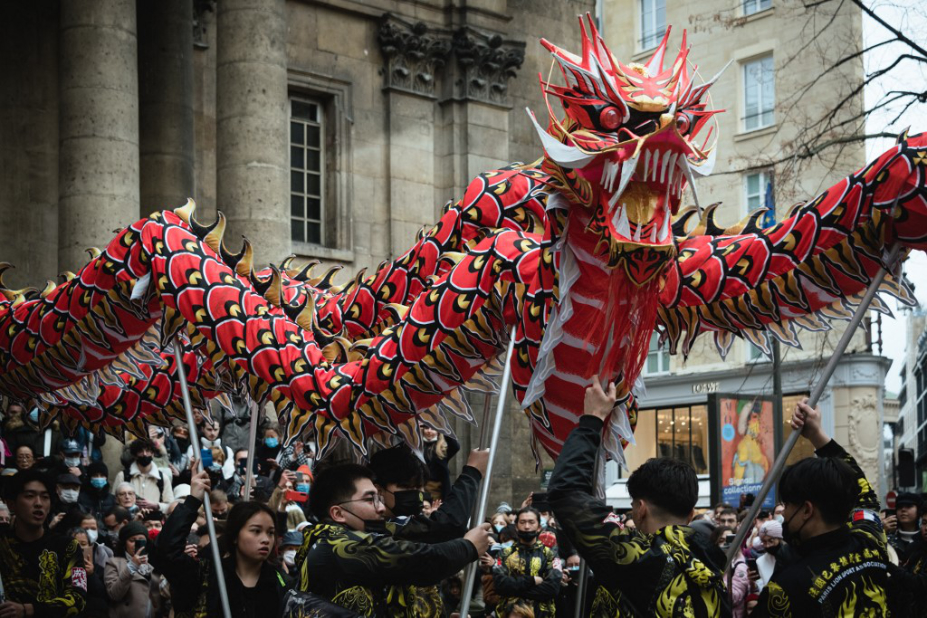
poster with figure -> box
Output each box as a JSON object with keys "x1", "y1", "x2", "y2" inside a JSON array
[{"x1": 717, "y1": 396, "x2": 776, "y2": 509}]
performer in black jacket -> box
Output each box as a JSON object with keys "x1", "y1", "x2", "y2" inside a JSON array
[
  {"x1": 296, "y1": 463, "x2": 492, "y2": 617},
  {"x1": 548, "y1": 378, "x2": 727, "y2": 617},
  {"x1": 752, "y1": 399, "x2": 890, "y2": 617}
]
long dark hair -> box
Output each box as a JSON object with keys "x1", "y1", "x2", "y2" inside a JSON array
[{"x1": 219, "y1": 501, "x2": 277, "y2": 558}]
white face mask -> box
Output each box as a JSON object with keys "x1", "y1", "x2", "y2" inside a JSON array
[
  {"x1": 775, "y1": 514, "x2": 785, "y2": 524},
  {"x1": 86, "y1": 529, "x2": 99, "y2": 544},
  {"x1": 64, "y1": 456, "x2": 81, "y2": 468},
  {"x1": 59, "y1": 489, "x2": 79, "y2": 504},
  {"x1": 283, "y1": 549, "x2": 297, "y2": 567}
]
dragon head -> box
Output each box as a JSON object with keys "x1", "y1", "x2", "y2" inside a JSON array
[{"x1": 531, "y1": 15, "x2": 725, "y2": 286}]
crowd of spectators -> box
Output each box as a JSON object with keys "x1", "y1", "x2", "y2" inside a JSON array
[{"x1": 0, "y1": 392, "x2": 924, "y2": 617}]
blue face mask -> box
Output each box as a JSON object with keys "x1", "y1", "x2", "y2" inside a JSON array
[
  {"x1": 295, "y1": 483, "x2": 310, "y2": 494},
  {"x1": 264, "y1": 437, "x2": 279, "y2": 449},
  {"x1": 90, "y1": 477, "x2": 107, "y2": 489},
  {"x1": 28, "y1": 408, "x2": 39, "y2": 423},
  {"x1": 494, "y1": 524, "x2": 504, "y2": 533},
  {"x1": 540, "y1": 516, "x2": 549, "y2": 528}
]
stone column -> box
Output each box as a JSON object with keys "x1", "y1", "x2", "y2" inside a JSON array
[
  {"x1": 216, "y1": 0, "x2": 289, "y2": 266},
  {"x1": 378, "y1": 16, "x2": 451, "y2": 256},
  {"x1": 58, "y1": 0, "x2": 139, "y2": 273},
  {"x1": 137, "y1": 0, "x2": 195, "y2": 215}
]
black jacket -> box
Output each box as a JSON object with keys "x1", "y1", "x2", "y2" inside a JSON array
[
  {"x1": 752, "y1": 440, "x2": 890, "y2": 617},
  {"x1": 492, "y1": 538, "x2": 562, "y2": 617},
  {"x1": 77, "y1": 485, "x2": 116, "y2": 522},
  {"x1": 296, "y1": 521, "x2": 477, "y2": 617},
  {"x1": 548, "y1": 415, "x2": 727, "y2": 618},
  {"x1": 154, "y1": 495, "x2": 290, "y2": 618}
]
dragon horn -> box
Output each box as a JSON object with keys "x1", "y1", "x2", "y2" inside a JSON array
[{"x1": 174, "y1": 199, "x2": 196, "y2": 224}]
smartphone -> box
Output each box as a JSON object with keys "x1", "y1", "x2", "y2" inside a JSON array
[
  {"x1": 136, "y1": 537, "x2": 148, "y2": 556},
  {"x1": 284, "y1": 489, "x2": 308, "y2": 503},
  {"x1": 186, "y1": 532, "x2": 200, "y2": 546},
  {"x1": 568, "y1": 566, "x2": 581, "y2": 573},
  {"x1": 200, "y1": 447, "x2": 214, "y2": 469},
  {"x1": 746, "y1": 558, "x2": 758, "y2": 572},
  {"x1": 884, "y1": 509, "x2": 896, "y2": 518},
  {"x1": 725, "y1": 533, "x2": 735, "y2": 544}
]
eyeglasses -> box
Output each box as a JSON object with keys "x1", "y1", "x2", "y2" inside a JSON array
[{"x1": 338, "y1": 495, "x2": 384, "y2": 507}]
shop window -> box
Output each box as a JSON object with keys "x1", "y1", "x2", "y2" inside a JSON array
[{"x1": 623, "y1": 404, "x2": 709, "y2": 477}]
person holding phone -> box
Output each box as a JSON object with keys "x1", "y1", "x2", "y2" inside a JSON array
[
  {"x1": 103, "y1": 521, "x2": 162, "y2": 618},
  {"x1": 67, "y1": 526, "x2": 108, "y2": 618}
]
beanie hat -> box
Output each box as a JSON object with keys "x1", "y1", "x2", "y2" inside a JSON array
[
  {"x1": 119, "y1": 522, "x2": 148, "y2": 544},
  {"x1": 760, "y1": 520, "x2": 783, "y2": 540}
]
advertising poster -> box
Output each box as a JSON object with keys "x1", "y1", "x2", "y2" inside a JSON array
[{"x1": 718, "y1": 397, "x2": 776, "y2": 509}]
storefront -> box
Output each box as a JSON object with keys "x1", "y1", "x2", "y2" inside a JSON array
[{"x1": 604, "y1": 352, "x2": 890, "y2": 510}]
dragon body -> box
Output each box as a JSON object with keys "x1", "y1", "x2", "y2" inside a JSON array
[{"x1": 1, "y1": 17, "x2": 925, "y2": 464}]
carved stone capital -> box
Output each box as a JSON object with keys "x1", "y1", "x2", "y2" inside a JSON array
[
  {"x1": 378, "y1": 14, "x2": 452, "y2": 99},
  {"x1": 452, "y1": 27, "x2": 525, "y2": 106}
]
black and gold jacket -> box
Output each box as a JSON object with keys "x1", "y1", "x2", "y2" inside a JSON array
[
  {"x1": 383, "y1": 465, "x2": 482, "y2": 617},
  {"x1": 753, "y1": 440, "x2": 890, "y2": 617},
  {"x1": 492, "y1": 538, "x2": 562, "y2": 618},
  {"x1": 886, "y1": 539, "x2": 927, "y2": 617},
  {"x1": 0, "y1": 525, "x2": 87, "y2": 617},
  {"x1": 548, "y1": 416, "x2": 727, "y2": 618},
  {"x1": 297, "y1": 520, "x2": 477, "y2": 617}
]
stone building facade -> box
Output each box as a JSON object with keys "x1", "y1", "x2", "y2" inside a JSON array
[
  {"x1": 601, "y1": 0, "x2": 896, "y2": 506},
  {"x1": 0, "y1": 0, "x2": 593, "y2": 503}
]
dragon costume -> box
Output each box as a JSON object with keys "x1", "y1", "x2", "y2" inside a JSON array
[{"x1": 0, "y1": 16, "x2": 924, "y2": 466}]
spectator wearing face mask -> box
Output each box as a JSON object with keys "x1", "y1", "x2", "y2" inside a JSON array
[
  {"x1": 68, "y1": 524, "x2": 109, "y2": 618},
  {"x1": 48, "y1": 473, "x2": 85, "y2": 530},
  {"x1": 57, "y1": 438, "x2": 86, "y2": 479},
  {"x1": 254, "y1": 425, "x2": 283, "y2": 477},
  {"x1": 102, "y1": 505, "x2": 132, "y2": 549},
  {"x1": 115, "y1": 439, "x2": 175, "y2": 512},
  {"x1": 279, "y1": 530, "x2": 303, "y2": 585},
  {"x1": 491, "y1": 506, "x2": 562, "y2": 618},
  {"x1": 749, "y1": 519, "x2": 787, "y2": 593},
  {"x1": 142, "y1": 509, "x2": 165, "y2": 541},
  {"x1": 79, "y1": 461, "x2": 116, "y2": 523},
  {"x1": 80, "y1": 511, "x2": 114, "y2": 567},
  {"x1": 105, "y1": 521, "x2": 163, "y2": 618},
  {"x1": 226, "y1": 448, "x2": 274, "y2": 504}
]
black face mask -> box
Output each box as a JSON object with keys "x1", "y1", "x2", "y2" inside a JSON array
[
  {"x1": 340, "y1": 505, "x2": 388, "y2": 535},
  {"x1": 390, "y1": 490, "x2": 424, "y2": 517},
  {"x1": 766, "y1": 543, "x2": 781, "y2": 556},
  {"x1": 175, "y1": 438, "x2": 189, "y2": 451},
  {"x1": 136, "y1": 456, "x2": 153, "y2": 468},
  {"x1": 781, "y1": 507, "x2": 809, "y2": 547},
  {"x1": 517, "y1": 529, "x2": 539, "y2": 544}
]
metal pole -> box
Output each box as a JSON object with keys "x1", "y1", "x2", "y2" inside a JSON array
[
  {"x1": 459, "y1": 335, "x2": 516, "y2": 618},
  {"x1": 573, "y1": 448, "x2": 603, "y2": 617},
  {"x1": 172, "y1": 336, "x2": 233, "y2": 618},
  {"x1": 725, "y1": 242, "x2": 903, "y2": 568},
  {"x1": 243, "y1": 398, "x2": 261, "y2": 501}
]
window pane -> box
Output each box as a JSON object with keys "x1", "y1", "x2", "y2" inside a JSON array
[
  {"x1": 307, "y1": 149, "x2": 321, "y2": 172},
  {"x1": 307, "y1": 222, "x2": 321, "y2": 244},
  {"x1": 690, "y1": 405, "x2": 708, "y2": 473},
  {"x1": 291, "y1": 219, "x2": 305, "y2": 242},
  {"x1": 307, "y1": 173, "x2": 321, "y2": 196},
  {"x1": 291, "y1": 194, "x2": 304, "y2": 218},
  {"x1": 292, "y1": 100, "x2": 317, "y2": 122},
  {"x1": 291, "y1": 170, "x2": 304, "y2": 193},
  {"x1": 291, "y1": 146, "x2": 304, "y2": 170},
  {"x1": 648, "y1": 354, "x2": 658, "y2": 374},
  {"x1": 307, "y1": 197, "x2": 321, "y2": 221},
  {"x1": 307, "y1": 125, "x2": 321, "y2": 148},
  {"x1": 657, "y1": 410, "x2": 673, "y2": 458},
  {"x1": 661, "y1": 350, "x2": 670, "y2": 372},
  {"x1": 290, "y1": 122, "x2": 304, "y2": 145}
]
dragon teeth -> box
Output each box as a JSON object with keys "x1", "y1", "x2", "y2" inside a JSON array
[
  {"x1": 659, "y1": 210, "x2": 671, "y2": 242},
  {"x1": 614, "y1": 202, "x2": 632, "y2": 238},
  {"x1": 661, "y1": 151, "x2": 672, "y2": 183}
]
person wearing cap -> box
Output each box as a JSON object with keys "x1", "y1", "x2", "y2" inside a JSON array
[
  {"x1": 104, "y1": 521, "x2": 163, "y2": 618},
  {"x1": 279, "y1": 530, "x2": 304, "y2": 585},
  {"x1": 888, "y1": 492, "x2": 923, "y2": 563},
  {"x1": 58, "y1": 439, "x2": 85, "y2": 478},
  {"x1": 48, "y1": 473, "x2": 85, "y2": 532},
  {"x1": 78, "y1": 461, "x2": 116, "y2": 523},
  {"x1": 0, "y1": 468, "x2": 87, "y2": 617}
]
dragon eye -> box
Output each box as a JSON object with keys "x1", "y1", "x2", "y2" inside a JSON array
[
  {"x1": 600, "y1": 107, "x2": 621, "y2": 130},
  {"x1": 675, "y1": 114, "x2": 691, "y2": 134}
]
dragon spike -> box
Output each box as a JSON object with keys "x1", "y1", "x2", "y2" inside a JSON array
[
  {"x1": 295, "y1": 296, "x2": 316, "y2": 331},
  {"x1": 174, "y1": 199, "x2": 196, "y2": 224},
  {"x1": 897, "y1": 126, "x2": 911, "y2": 145},
  {"x1": 321, "y1": 338, "x2": 349, "y2": 363},
  {"x1": 57, "y1": 271, "x2": 75, "y2": 284},
  {"x1": 687, "y1": 202, "x2": 723, "y2": 237},
  {"x1": 234, "y1": 238, "x2": 255, "y2": 278},
  {"x1": 249, "y1": 268, "x2": 273, "y2": 296},
  {"x1": 314, "y1": 265, "x2": 343, "y2": 290},
  {"x1": 0, "y1": 262, "x2": 13, "y2": 289},
  {"x1": 264, "y1": 266, "x2": 284, "y2": 307},
  {"x1": 437, "y1": 252, "x2": 467, "y2": 269},
  {"x1": 9, "y1": 289, "x2": 36, "y2": 305},
  {"x1": 293, "y1": 260, "x2": 320, "y2": 282},
  {"x1": 39, "y1": 280, "x2": 56, "y2": 298},
  {"x1": 202, "y1": 211, "x2": 227, "y2": 254},
  {"x1": 645, "y1": 26, "x2": 673, "y2": 76},
  {"x1": 188, "y1": 208, "x2": 221, "y2": 241},
  {"x1": 672, "y1": 206, "x2": 700, "y2": 237},
  {"x1": 280, "y1": 255, "x2": 298, "y2": 274},
  {"x1": 729, "y1": 207, "x2": 770, "y2": 235},
  {"x1": 86, "y1": 247, "x2": 103, "y2": 259},
  {"x1": 339, "y1": 267, "x2": 367, "y2": 295}
]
